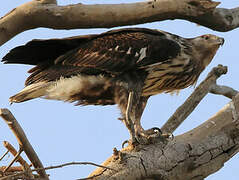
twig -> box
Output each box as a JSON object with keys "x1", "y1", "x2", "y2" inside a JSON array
[
  {"x1": 0, "y1": 172, "x2": 24, "y2": 180},
  {"x1": 3, "y1": 147, "x2": 23, "y2": 173},
  {"x1": 0, "y1": 109, "x2": 48, "y2": 179},
  {"x1": 161, "y1": 64, "x2": 228, "y2": 134},
  {"x1": 3, "y1": 141, "x2": 33, "y2": 178},
  {"x1": 0, "y1": 166, "x2": 23, "y2": 172},
  {"x1": 3, "y1": 141, "x2": 31, "y2": 170},
  {"x1": 0, "y1": 150, "x2": 9, "y2": 162},
  {"x1": 0, "y1": 161, "x2": 116, "y2": 180},
  {"x1": 33, "y1": 161, "x2": 117, "y2": 172},
  {"x1": 209, "y1": 84, "x2": 238, "y2": 99}
]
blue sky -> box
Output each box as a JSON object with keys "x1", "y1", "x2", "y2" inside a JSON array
[{"x1": 0, "y1": 0, "x2": 238, "y2": 179}]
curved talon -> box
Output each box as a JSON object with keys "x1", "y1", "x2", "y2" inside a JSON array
[
  {"x1": 134, "y1": 127, "x2": 162, "y2": 144},
  {"x1": 133, "y1": 127, "x2": 176, "y2": 144},
  {"x1": 145, "y1": 127, "x2": 162, "y2": 137},
  {"x1": 122, "y1": 140, "x2": 129, "y2": 148},
  {"x1": 165, "y1": 133, "x2": 174, "y2": 140},
  {"x1": 170, "y1": 134, "x2": 174, "y2": 140}
]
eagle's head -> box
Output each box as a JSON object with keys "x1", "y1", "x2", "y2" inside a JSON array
[{"x1": 189, "y1": 34, "x2": 224, "y2": 68}]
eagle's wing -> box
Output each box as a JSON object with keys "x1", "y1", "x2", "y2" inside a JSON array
[
  {"x1": 54, "y1": 30, "x2": 181, "y2": 72},
  {"x1": 3, "y1": 28, "x2": 181, "y2": 86}
]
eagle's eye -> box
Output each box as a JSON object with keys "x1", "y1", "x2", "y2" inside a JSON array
[{"x1": 202, "y1": 35, "x2": 210, "y2": 40}]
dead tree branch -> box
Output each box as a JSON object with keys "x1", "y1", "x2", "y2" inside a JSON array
[
  {"x1": 3, "y1": 141, "x2": 32, "y2": 172},
  {"x1": 88, "y1": 79, "x2": 239, "y2": 179},
  {"x1": 209, "y1": 84, "x2": 239, "y2": 99},
  {"x1": 161, "y1": 64, "x2": 228, "y2": 134},
  {"x1": 0, "y1": 166, "x2": 23, "y2": 173},
  {"x1": 33, "y1": 161, "x2": 117, "y2": 172},
  {"x1": 0, "y1": 151, "x2": 9, "y2": 162},
  {"x1": 0, "y1": 161, "x2": 115, "y2": 180},
  {"x1": 1, "y1": 0, "x2": 239, "y2": 45},
  {"x1": 0, "y1": 109, "x2": 48, "y2": 179}
]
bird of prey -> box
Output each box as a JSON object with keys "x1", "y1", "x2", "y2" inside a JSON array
[{"x1": 2, "y1": 28, "x2": 224, "y2": 145}]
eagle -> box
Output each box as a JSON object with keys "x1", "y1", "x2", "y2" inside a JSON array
[{"x1": 2, "y1": 28, "x2": 224, "y2": 145}]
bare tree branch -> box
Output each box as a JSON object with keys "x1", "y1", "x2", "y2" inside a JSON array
[
  {"x1": 2, "y1": 147, "x2": 23, "y2": 173},
  {"x1": 192, "y1": 7, "x2": 239, "y2": 32},
  {"x1": 0, "y1": 109, "x2": 48, "y2": 179},
  {"x1": 0, "y1": 166, "x2": 23, "y2": 173},
  {"x1": 88, "y1": 93, "x2": 239, "y2": 179},
  {"x1": 33, "y1": 161, "x2": 117, "y2": 172},
  {"x1": 0, "y1": 151, "x2": 9, "y2": 162},
  {"x1": 0, "y1": 161, "x2": 115, "y2": 180},
  {"x1": 2, "y1": 0, "x2": 239, "y2": 46},
  {"x1": 209, "y1": 84, "x2": 239, "y2": 99},
  {"x1": 161, "y1": 64, "x2": 227, "y2": 134},
  {"x1": 3, "y1": 141, "x2": 32, "y2": 171}
]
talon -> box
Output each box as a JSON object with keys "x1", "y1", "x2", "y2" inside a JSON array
[
  {"x1": 145, "y1": 127, "x2": 162, "y2": 138},
  {"x1": 122, "y1": 140, "x2": 129, "y2": 148},
  {"x1": 133, "y1": 127, "x2": 175, "y2": 145},
  {"x1": 133, "y1": 127, "x2": 161, "y2": 144}
]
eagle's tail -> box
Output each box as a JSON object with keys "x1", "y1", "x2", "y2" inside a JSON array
[{"x1": 10, "y1": 82, "x2": 52, "y2": 103}]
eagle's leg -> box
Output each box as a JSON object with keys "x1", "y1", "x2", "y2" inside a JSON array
[
  {"x1": 115, "y1": 78, "x2": 164, "y2": 145},
  {"x1": 124, "y1": 91, "x2": 136, "y2": 142},
  {"x1": 130, "y1": 93, "x2": 162, "y2": 144},
  {"x1": 123, "y1": 91, "x2": 162, "y2": 145}
]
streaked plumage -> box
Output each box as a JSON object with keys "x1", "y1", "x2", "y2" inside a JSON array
[{"x1": 2, "y1": 28, "x2": 224, "y2": 144}]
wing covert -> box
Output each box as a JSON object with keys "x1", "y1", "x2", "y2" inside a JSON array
[{"x1": 53, "y1": 31, "x2": 181, "y2": 75}]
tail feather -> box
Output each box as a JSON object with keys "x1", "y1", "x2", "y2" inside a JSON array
[{"x1": 10, "y1": 82, "x2": 53, "y2": 103}]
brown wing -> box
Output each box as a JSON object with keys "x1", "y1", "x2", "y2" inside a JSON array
[{"x1": 2, "y1": 28, "x2": 181, "y2": 86}]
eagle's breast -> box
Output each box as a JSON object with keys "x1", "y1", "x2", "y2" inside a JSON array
[{"x1": 141, "y1": 43, "x2": 199, "y2": 96}]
